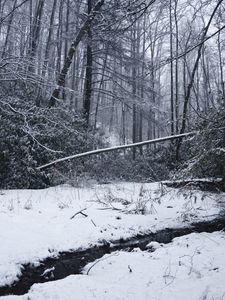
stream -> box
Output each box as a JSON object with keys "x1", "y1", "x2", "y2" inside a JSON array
[{"x1": 0, "y1": 214, "x2": 225, "y2": 297}]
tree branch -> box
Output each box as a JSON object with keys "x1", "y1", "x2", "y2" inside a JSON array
[{"x1": 0, "y1": 0, "x2": 30, "y2": 24}]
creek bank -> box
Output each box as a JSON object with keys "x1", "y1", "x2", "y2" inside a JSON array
[{"x1": 0, "y1": 214, "x2": 225, "y2": 297}]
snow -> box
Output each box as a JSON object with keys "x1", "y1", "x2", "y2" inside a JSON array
[
  {"x1": 0, "y1": 182, "x2": 224, "y2": 289},
  {"x1": 2, "y1": 231, "x2": 225, "y2": 300},
  {"x1": 163, "y1": 178, "x2": 224, "y2": 183}
]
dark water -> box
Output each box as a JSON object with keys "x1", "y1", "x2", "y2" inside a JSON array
[{"x1": 0, "y1": 215, "x2": 225, "y2": 297}]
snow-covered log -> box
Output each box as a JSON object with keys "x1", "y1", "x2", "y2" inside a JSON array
[{"x1": 37, "y1": 132, "x2": 195, "y2": 170}]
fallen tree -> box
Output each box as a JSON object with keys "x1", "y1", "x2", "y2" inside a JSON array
[{"x1": 37, "y1": 131, "x2": 196, "y2": 170}]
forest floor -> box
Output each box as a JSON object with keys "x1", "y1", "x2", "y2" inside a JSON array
[{"x1": 0, "y1": 181, "x2": 225, "y2": 299}]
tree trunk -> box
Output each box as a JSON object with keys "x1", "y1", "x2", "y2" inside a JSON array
[
  {"x1": 62, "y1": 0, "x2": 70, "y2": 101},
  {"x1": 28, "y1": 0, "x2": 45, "y2": 73},
  {"x1": 94, "y1": 47, "x2": 108, "y2": 131},
  {"x1": 169, "y1": 0, "x2": 174, "y2": 135},
  {"x1": 83, "y1": 0, "x2": 93, "y2": 125},
  {"x1": 174, "y1": 0, "x2": 179, "y2": 133},
  {"x1": 131, "y1": 25, "x2": 137, "y2": 160},
  {"x1": 42, "y1": 0, "x2": 57, "y2": 78},
  {"x1": 218, "y1": 29, "x2": 225, "y2": 105}
]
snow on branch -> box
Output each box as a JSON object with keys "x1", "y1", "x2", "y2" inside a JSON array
[{"x1": 37, "y1": 132, "x2": 196, "y2": 170}]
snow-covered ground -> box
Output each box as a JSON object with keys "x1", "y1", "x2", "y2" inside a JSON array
[
  {"x1": 2, "y1": 231, "x2": 225, "y2": 300},
  {"x1": 0, "y1": 182, "x2": 224, "y2": 295}
]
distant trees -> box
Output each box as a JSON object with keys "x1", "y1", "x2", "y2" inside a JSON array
[
  {"x1": 0, "y1": 0, "x2": 225, "y2": 189},
  {"x1": 176, "y1": 0, "x2": 224, "y2": 158},
  {"x1": 48, "y1": 0, "x2": 105, "y2": 109}
]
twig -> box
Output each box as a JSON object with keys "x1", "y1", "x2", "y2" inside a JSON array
[
  {"x1": 70, "y1": 208, "x2": 88, "y2": 219},
  {"x1": 91, "y1": 219, "x2": 97, "y2": 227},
  {"x1": 86, "y1": 252, "x2": 119, "y2": 275},
  {"x1": 128, "y1": 265, "x2": 132, "y2": 273},
  {"x1": 0, "y1": 0, "x2": 30, "y2": 24}
]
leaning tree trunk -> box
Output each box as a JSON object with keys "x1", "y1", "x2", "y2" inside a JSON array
[
  {"x1": 48, "y1": 0, "x2": 104, "y2": 108},
  {"x1": 37, "y1": 132, "x2": 196, "y2": 170}
]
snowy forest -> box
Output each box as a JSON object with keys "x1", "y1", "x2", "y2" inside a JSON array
[
  {"x1": 0, "y1": 0, "x2": 224, "y2": 188},
  {"x1": 0, "y1": 0, "x2": 225, "y2": 299}
]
